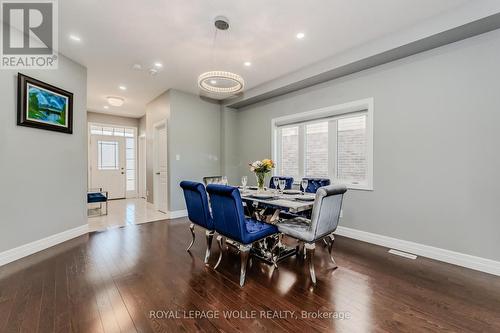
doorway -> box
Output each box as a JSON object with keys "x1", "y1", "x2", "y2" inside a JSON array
[
  {"x1": 88, "y1": 124, "x2": 137, "y2": 199},
  {"x1": 153, "y1": 121, "x2": 168, "y2": 213}
]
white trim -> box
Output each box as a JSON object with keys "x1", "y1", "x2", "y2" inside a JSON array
[
  {"x1": 0, "y1": 225, "x2": 89, "y2": 267},
  {"x1": 167, "y1": 209, "x2": 188, "y2": 219},
  {"x1": 271, "y1": 98, "x2": 374, "y2": 191},
  {"x1": 335, "y1": 226, "x2": 500, "y2": 277}
]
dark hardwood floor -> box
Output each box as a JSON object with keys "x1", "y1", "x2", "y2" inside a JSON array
[{"x1": 1, "y1": 218, "x2": 499, "y2": 333}]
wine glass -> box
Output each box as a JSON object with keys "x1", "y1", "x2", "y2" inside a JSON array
[
  {"x1": 279, "y1": 179, "x2": 286, "y2": 193},
  {"x1": 301, "y1": 179, "x2": 309, "y2": 195},
  {"x1": 221, "y1": 176, "x2": 228, "y2": 185},
  {"x1": 241, "y1": 176, "x2": 247, "y2": 189},
  {"x1": 273, "y1": 177, "x2": 279, "y2": 192}
]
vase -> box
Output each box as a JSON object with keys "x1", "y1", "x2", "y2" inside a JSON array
[{"x1": 255, "y1": 172, "x2": 267, "y2": 192}]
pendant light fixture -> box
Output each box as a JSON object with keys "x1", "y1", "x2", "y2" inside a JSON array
[{"x1": 198, "y1": 16, "x2": 245, "y2": 96}]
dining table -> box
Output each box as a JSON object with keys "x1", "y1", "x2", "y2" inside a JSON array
[{"x1": 237, "y1": 186, "x2": 317, "y2": 265}]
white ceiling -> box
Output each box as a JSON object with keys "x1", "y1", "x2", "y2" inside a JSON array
[{"x1": 59, "y1": 0, "x2": 471, "y2": 118}]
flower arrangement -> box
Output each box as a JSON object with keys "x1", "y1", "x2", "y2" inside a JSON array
[
  {"x1": 249, "y1": 159, "x2": 275, "y2": 191},
  {"x1": 249, "y1": 159, "x2": 275, "y2": 173}
]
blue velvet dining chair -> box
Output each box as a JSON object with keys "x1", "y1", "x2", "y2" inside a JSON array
[
  {"x1": 268, "y1": 176, "x2": 294, "y2": 190},
  {"x1": 302, "y1": 178, "x2": 331, "y2": 193},
  {"x1": 206, "y1": 184, "x2": 279, "y2": 286},
  {"x1": 180, "y1": 181, "x2": 215, "y2": 264}
]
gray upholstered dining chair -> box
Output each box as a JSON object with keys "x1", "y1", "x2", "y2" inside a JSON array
[
  {"x1": 277, "y1": 184, "x2": 347, "y2": 284},
  {"x1": 203, "y1": 176, "x2": 223, "y2": 186}
]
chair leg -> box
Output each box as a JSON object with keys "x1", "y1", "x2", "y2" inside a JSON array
[
  {"x1": 204, "y1": 231, "x2": 214, "y2": 264},
  {"x1": 239, "y1": 246, "x2": 251, "y2": 287},
  {"x1": 214, "y1": 236, "x2": 224, "y2": 269},
  {"x1": 327, "y1": 234, "x2": 338, "y2": 268},
  {"x1": 186, "y1": 223, "x2": 195, "y2": 251},
  {"x1": 305, "y1": 243, "x2": 316, "y2": 284}
]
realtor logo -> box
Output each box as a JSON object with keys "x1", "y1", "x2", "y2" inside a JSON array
[{"x1": 1, "y1": 0, "x2": 58, "y2": 69}]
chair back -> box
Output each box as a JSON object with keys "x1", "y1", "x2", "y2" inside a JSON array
[
  {"x1": 203, "y1": 176, "x2": 223, "y2": 186},
  {"x1": 180, "y1": 181, "x2": 214, "y2": 230},
  {"x1": 206, "y1": 184, "x2": 246, "y2": 242},
  {"x1": 269, "y1": 176, "x2": 294, "y2": 189},
  {"x1": 309, "y1": 185, "x2": 347, "y2": 240},
  {"x1": 303, "y1": 178, "x2": 331, "y2": 193}
]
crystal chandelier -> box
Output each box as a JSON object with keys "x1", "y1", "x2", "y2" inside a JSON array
[{"x1": 198, "y1": 16, "x2": 245, "y2": 96}]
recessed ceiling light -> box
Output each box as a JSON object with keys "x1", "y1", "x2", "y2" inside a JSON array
[
  {"x1": 107, "y1": 96, "x2": 125, "y2": 107},
  {"x1": 296, "y1": 32, "x2": 305, "y2": 40},
  {"x1": 69, "y1": 34, "x2": 81, "y2": 42},
  {"x1": 154, "y1": 62, "x2": 163, "y2": 68},
  {"x1": 132, "y1": 63, "x2": 142, "y2": 70},
  {"x1": 103, "y1": 105, "x2": 109, "y2": 109},
  {"x1": 210, "y1": 80, "x2": 217, "y2": 85},
  {"x1": 244, "y1": 61, "x2": 252, "y2": 67},
  {"x1": 119, "y1": 85, "x2": 127, "y2": 91},
  {"x1": 149, "y1": 68, "x2": 158, "y2": 76}
]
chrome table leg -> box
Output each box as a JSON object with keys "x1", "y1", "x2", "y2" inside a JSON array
[{"x1": 186, "y1": 223, "x2": 195, "y2": 251}]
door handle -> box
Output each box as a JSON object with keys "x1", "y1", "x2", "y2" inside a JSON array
[{"x1": 156, "y1": 172, "x2": 161, "y2": 175}]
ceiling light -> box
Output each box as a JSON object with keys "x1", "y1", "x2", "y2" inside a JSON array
[
  {"x1": 149, "y1": 68, "x2": 158, "y2": 76},
  {"x1": 132, "y1": 63, "x2": 142, "y2": 70},
  {"x1": 69, "y1": 34, "x2": 81, "y2": 42},
  {"x1": 198, "y1": 71, "x2": 244, "y2": 95},
  {"x1": 107, "y1": 96, "x2": 125, "y2": 107},
  {"x1": 154, "y1": 62, "x2": 163, "y2": 68},
  {"x1": 244, "y1": 61, "x2": 252, "y2": 67},
  {"x1": 296, "y1": 32, "x2": 305, "y2": 39},
  {"x1": 119, "y1": 85, "x2": 127, "y2": 91},
  {"x1": 103, "y1": 105, "x2": 109, "y2": 109},
  {"x1": 197, "y1": 16, "x2": 245, "y2": 96}
]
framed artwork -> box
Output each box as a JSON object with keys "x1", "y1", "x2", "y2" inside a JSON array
[{"x1": 17, "y1": 73, "x2": 73, "y2": 134}]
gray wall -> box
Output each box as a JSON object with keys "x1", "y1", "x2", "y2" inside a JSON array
[
  {"x1": 0, "y1": 56, "x2": 87, "y2": 252},
  {"x1": 87, "y1": 111, "x2": 140, "y2": 128},
  {"x1": 225, "y1": 29, "x2": 500, "y2": 261},
  {"x1": 144, "y1": 90, "x2": 221, "y2": 211},
  {"x1": 168, "y1": 90, "x2": 221, "y2": 211}
]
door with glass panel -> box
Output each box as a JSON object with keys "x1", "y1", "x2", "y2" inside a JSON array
[{"x1": 90, "y1": 135, "x2": 126, "y2": 199}]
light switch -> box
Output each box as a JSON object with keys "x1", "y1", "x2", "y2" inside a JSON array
[{"x1": 176, "y1": 154, "x2": 180, "y2": 161}]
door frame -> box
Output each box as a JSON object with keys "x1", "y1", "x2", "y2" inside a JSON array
[
  {"x1": 153, "y1": 120, "x2": 168, "y2": 212},
  {"x1": 88, "y1": 122, "x2": 138, "y2": 198}
]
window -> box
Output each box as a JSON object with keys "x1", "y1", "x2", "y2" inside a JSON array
[
  {"x1": 273, "y1": 99, "x2": 373, "y2": 190},
  {"x1": 126, "y1": 137, "x2": 135, "y2": 191},
  {"x1": 305, "y1": 122, "x2": 329, "y2": 178},
  {"x1": 337, "y1": 116, "x2": 367, "y2": 185},
  {"x1": 98, "y1": 141, "x2": 119, "y2": 170},
  {"x1": 279, "y1": 126, "x2": 300, "y2": 180}
]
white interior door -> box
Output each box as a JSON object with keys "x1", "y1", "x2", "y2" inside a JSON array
[
  {"x1": 90, "y1": 135, "x2": 126, "y2": 199},
  {"x1": 154, "y1": 123, "x2": 168, "y2": 213}
]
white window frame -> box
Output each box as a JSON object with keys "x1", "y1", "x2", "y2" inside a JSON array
[
  {"x1": 271, "y1": 98, "x2": 374, "y2": 191},
  {"x1": 88, "y1": 122, "x2": 139, "y2": 198}
]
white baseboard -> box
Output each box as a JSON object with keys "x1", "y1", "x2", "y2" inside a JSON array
[
  {"x1": 0, "y1": 225, "x2": 89, "y2": 267},
  {"x1": 335, "y1": 226, "x2": 500, "y2": 277},
  {"x1": 167, "y1": 209, "x2": 188, "y2": 219}
]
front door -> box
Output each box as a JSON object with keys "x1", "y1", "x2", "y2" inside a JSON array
[{"x1": 90, "y1": 135, "x2": 126, "y2": 199}]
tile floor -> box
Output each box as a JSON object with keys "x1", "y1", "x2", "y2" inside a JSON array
[{"x1": 87, "y1": 198, "x2": 168, "y2": 232}]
